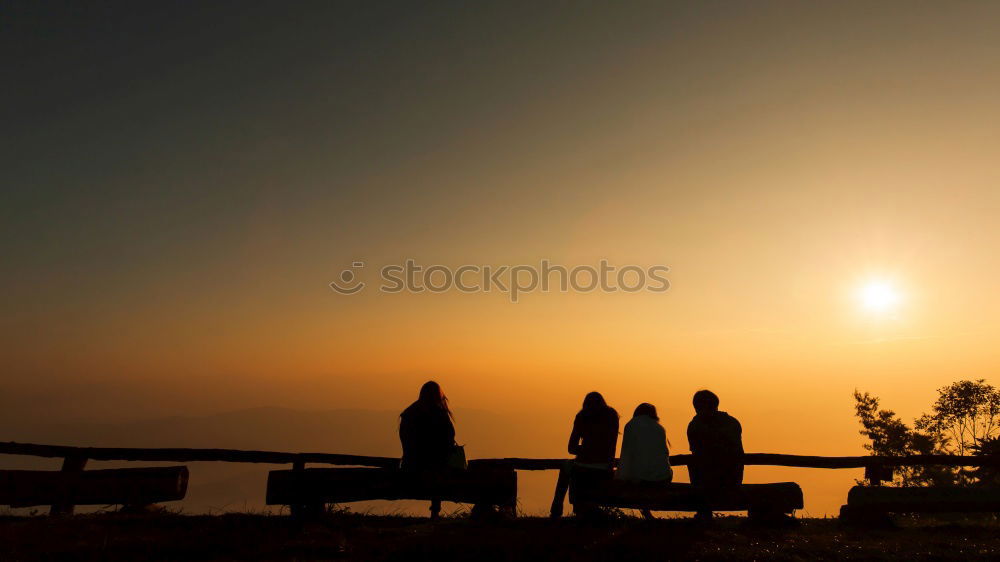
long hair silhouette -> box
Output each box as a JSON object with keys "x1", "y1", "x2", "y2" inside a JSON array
[
  {"x1": 633, "y1": 402, "x2": 658, "y2": 421},
  {"x1": 632, "y1": 402, "x2": 670, "y2": 446},
  {"x1": 578, "y1": 391, "x2": 618, "y2": 422},
  {"x1": 412, "y1": 380, "x2": 454, "y2": 421}
]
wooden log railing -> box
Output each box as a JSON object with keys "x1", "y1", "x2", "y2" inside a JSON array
[
  {"x1": 468, "y1": 454, "x2": 1000, "y2": 472},
  {"x1": 4, "y1": 440, "x2": 1000, "y2": 515},
  {"x1": 0, "y1": 442, "x2": 400, "y2": 469},
  {"x1": 4, "y1": 442, "x2": 1000, "y2": 472}
]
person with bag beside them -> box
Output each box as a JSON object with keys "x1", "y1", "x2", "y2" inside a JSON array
[{"x1": 399, "y1": 380, "x2": 466, "y2": 518}]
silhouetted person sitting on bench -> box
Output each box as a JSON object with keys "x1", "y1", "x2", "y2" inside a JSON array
[
  {"x1": 399, "y1": 380, "x2": 459, "y2": 518},
  {"x1": 617, "y1": 402, "x2": 673, "y2": 519},
  {"x1": 570, "y1": 391, "x2": 620, "y2": 469},
  {"x1": 617, "y1": 402, "x2": 673, "y2": 483},
  {"x1": 550, "y1": 391, "x2": 619, "y2": 518},
  {"x1": 687, "y1": 389, "x2": 744, "y2": 521}
]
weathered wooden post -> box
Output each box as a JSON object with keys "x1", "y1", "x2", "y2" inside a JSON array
[
  {"x1": 50, "y1": 455, "x2": 88, "y2": 516},
  {"x1": 289, "y1": 458, "x2": 306, "y2": 518}
]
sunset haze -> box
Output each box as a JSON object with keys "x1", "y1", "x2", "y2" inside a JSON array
[{"x1": 4, "y1": 1, "x2": 1000, "y2": 516}]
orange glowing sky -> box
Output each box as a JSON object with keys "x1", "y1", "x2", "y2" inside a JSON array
[{"x1": 3, "y1": 2, "x2": 1000, "y2": 515}]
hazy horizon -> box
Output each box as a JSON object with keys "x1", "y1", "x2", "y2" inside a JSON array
[
  {"x1": 5, "y1": 1, "x2": 1000, "y2": 518},
  {"x1": 0, "y1": 399, "x2": 864, "y2": 516}
]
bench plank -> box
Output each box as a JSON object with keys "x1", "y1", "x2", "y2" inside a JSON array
[
  {"x1": 844, "y1": 485, "x2": 1000, "y2": 514},
  {"x1": 576, "y1": 481, "x2": 803, "y2": 513},
  {"x1": 0, "y1": 467, "x2": 189, "y2": 508},
  {"x1": 266, "y1": 467, "x2": 517, "y2": 510}
]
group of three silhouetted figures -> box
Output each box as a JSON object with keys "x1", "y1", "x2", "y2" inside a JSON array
[{"x1": 398, "y1": 381, "x2": 743, "y2": 520}]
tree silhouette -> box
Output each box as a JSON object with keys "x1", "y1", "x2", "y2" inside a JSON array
[
  {"x1": 853, "y1": 390, "x2": 950, "y2": 486},
  {"x1": 853, "y1": 379, "x2": 1000, "y2": 487}
]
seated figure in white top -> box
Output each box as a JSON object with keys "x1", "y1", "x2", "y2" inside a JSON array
[{"x1": 616, "y1": 402, "x2": 673, "y2": 483}]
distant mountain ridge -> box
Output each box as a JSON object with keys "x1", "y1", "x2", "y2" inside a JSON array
[
  {"x1": 9, "y1": 407, "x2": 409, "y2": 455},
  {"x1": 4, "y1": 405, "x2": 561, "y2": 458}
]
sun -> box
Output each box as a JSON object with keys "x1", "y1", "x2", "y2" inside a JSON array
[{"x1": 858, "y1": 279, "x2": 902, "y2": 314}]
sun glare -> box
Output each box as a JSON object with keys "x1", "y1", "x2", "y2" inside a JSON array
[{"x1": 858, "y1": 280, "x2": 902, "y2": 314}]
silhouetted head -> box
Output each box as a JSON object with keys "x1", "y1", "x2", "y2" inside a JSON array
[
  {"x1": 692, "y1": 390, "x2": 720, "y2": 414},
  {"x1": 582, "y1": 391, "x2": 608, "y2": 412},
  {"x1": 416, "y1": 380, "x2": 453, "y2": 419},
  {"x1": 578, "y1": 391, "x2": 618, "y2": 422},
  {"x1": 633, "y1": 402, "x2": 659, "y2": 421}
]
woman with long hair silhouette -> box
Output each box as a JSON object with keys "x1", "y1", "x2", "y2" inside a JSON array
[
  {"x1": 399, "y1": 381, "x2": 458, "y2": 518},
  {"x1": 616, "y1": 402, "x2": 673, "y2": 520},
  {"x1": 551, "y1": 391, "x2": 620, "y2": 518},
  {"x1": 399, "y1": 381, "x2": 456, "y2": 472},
  {"x1": 568, "y1": 391, "x2": 620, "y2": 469},
  {"x1": 616, "y1": 402, "x2": 672, "y2": 483}
]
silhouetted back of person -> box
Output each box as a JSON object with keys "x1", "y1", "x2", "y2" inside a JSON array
[
  {"x1": 568, "y1": 391, "x2": 620, "y2": 467},
  {"x1": 686, "y1": 390, "x2": 744, "y2": 496},
  {"x1": 551, "y1": 391, "x2": 620, "y2": 518},
  {"x1": 616, "y1": 402, "x2": 672, "y2": 483},
  {"x1": 399, "y1": 381, "x2": 456, "y2": 472}
]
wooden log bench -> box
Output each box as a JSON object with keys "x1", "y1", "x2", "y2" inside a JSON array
[
  {"x1": 266, "y1": 466, "x2": 517, "y2": 518},
  {"x1": 840, "y1": 485, "x2": 1000, "y2": 521},
  {"x1": 0, "y1": 466, "x2": 189, "y2": 515},
  {"x1": 570, "y1": 479, "x2": 804, "y2": 519}
]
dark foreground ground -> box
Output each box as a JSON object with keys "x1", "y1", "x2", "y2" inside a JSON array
[{"x1": 2, "y1": 511, "x2": 999, "y2": 561}]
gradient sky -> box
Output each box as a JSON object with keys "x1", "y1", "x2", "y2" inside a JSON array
[{"x1": 4, "y1": 1, "x2": 1000, "y2": 515}]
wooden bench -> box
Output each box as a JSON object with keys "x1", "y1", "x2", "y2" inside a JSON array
[
  {"x1": 840, "y1": 485, "x2": 1000, "y2": 521},
  {"x1": 0, "y1": 466, "x2": 189, "y2": 515},
  {"x1": 266, "y1": 466, "x2": 517, "y2": 518},
  {"x1": 571, "y1": 479, "x2": 804, "y2": 519}
]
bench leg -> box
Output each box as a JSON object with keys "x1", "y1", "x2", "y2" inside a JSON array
[
  {"x1": 430, "y1": 499, "x2": 441, "y2": 519},
  {"x1": 550, "y1": 463, "x2": 571, "y2": 518},
  {"x1": 505, "y1": 494, "x2": 518, "y2": 518},
  {"x1": 288, "y1": 460, "x2": 311, "y2": 519},
  {"x1": 50, "y1": 456, "x2": 88, "y2": 516},
  {"x1": 502, "y1": 503, "x2": 517, "y2": 518}
]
